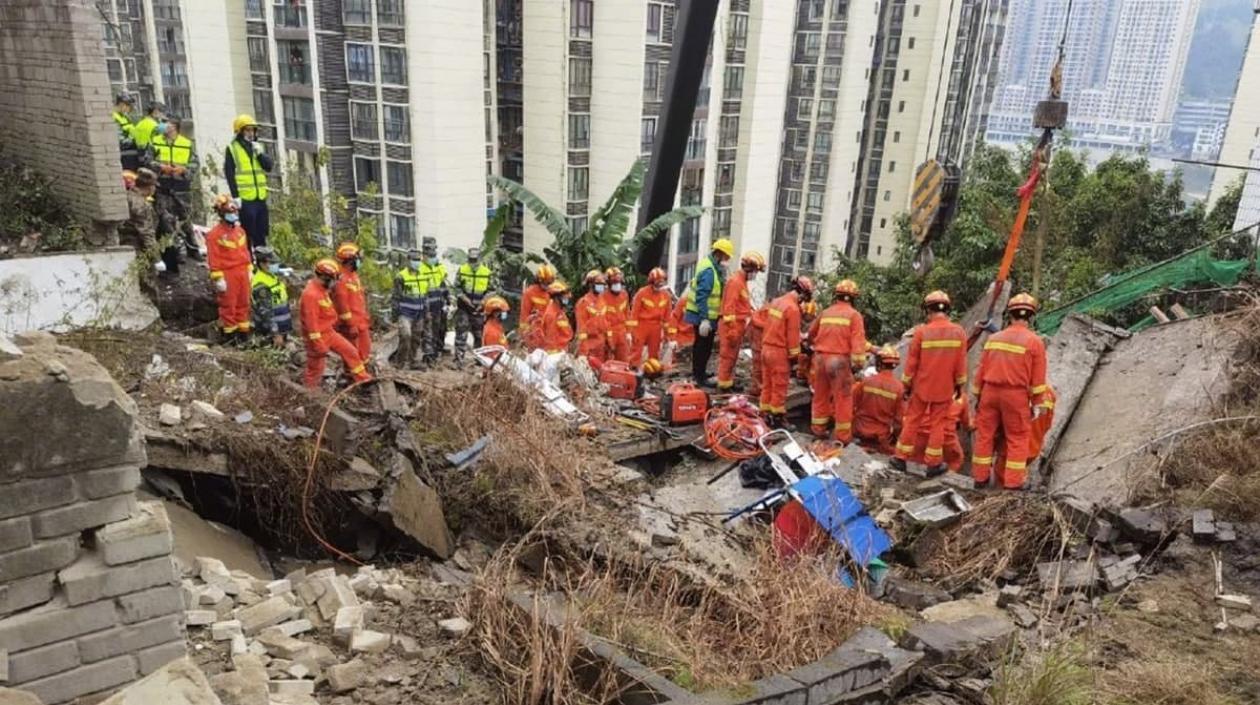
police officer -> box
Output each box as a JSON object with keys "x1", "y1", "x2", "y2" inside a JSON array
[
  {"x1": 112, "y1": 93, "x2": 140, "y2": 170},
  {"x1": 453, "y1": 247, "x2": 493, "y2": 360},
  {"x1": 145, "y1": 116, "x2": 200, "y2": 261},
  {"x1": 393, "y1": 249, "x2": 429, "y2": 368},
  {"x1": 419, "y1": 237, "x2": 448, "y2": 362}
]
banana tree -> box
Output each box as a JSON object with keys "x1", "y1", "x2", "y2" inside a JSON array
[{"x1": 488, "y1": 158, "x2": 704, "y2": 288}]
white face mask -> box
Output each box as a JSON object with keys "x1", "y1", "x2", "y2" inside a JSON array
[
  {"x1": 410, "y1": 260, "x2": 421, "y2": 270},
  {"x1": 499, "y1": 311, "x2": 508, "y2": 321},
  {"x1": 593, "y1": 284, "x2": 606, "y2": 295},
  {"x1": 611, "y1": 283, "x2": 623, "y2": 293}
]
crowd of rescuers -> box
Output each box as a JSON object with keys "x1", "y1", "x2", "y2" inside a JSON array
[{"x1": 111, "y1": 99, "x2": 1050, "y2": 488}]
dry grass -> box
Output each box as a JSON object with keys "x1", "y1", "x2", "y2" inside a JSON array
[
  {"x1": 990, "y1": 642, "x2": 1093, "y2": 705},
  {"x1": 914, "y1": 493, "x2": 1066, "y2": 591}
]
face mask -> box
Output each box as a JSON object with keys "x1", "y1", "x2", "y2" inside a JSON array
[
  {"x1": 611, "y1": 283, "x2": 623, "y2": 293},
  {"x1": 155, "y1": 122, "x2": 168, "y2": 135},
  {"x1": 268, "y1": 263, "x2": 281, "y2": 274},
  {"x1": 593, "y1": 284, "x2": 606, "y2": 295},
  {"x1": 409, "y1": 260, "x2": 421, "y2": 270},
  {"x1": 225, "y1": 213, "x2": 239, "y2": 224},
  {"x1": 499, "y1": 311, "x2": 508, "y2": 321},
  {"x1": 428, "y1": 256, "x2": 439, "y2": 265},
  {"x1": 561, "y1": 297, "x2": 572, "y2": 306}
]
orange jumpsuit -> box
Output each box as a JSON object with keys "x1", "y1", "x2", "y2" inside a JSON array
[
  {"x1": 540, "y1": 299, "x2": 573, "y2": 354},
  {"x1": 482, "y1": 316, "x2": 507, "y2": 349},
  {"x1": 759, "y1": 292, "x2": 801, "y2": 415},
  {"x1": 807, "y1": 301, "x2": 867, "y2": 441},
  {"x1": 300, "y1": 279, "x2": 370, "y2": 388},
  {"x1": 628, "y1": 285, "x2": 671, "y2": 366},
  {"x1": 852, "y1": 371, "x2": 906, "y2": 454},
  {"x1": 716, "y1": 270, "x2": 754, "y2": 390},
  {"x1": 993, "y1": 386, "x2": 1055, "y2": 484},
  {"x1": 895, "y1": 314, "x2": 968, "y2": 467},
  {"x1": 332, "y1": 265, "x2": 372, "y2": 362},
  {"x1": 748, "y1": 306, "x2": 768, "y2": 398},
  {"x1": 520, "y1": 283, "x2": 550, "y2": 351},
  {"x1": 205, "y1": 222, "x2": 253, "y2": 334},
  {"x1": 666, "y1": 296, "x2": 695, "y2": 348},
  {"x1": 600, "y1": 289, "x2": 631, "y2": 362},
  {"x1": 575, "y1": 292, "x2": 608, "y2": 365},
  {"x1": 971, "y1": 320, "x2": 1048, "y2": 488},
  {"x1": 913, "y1": 393, "x2": 970, "y2": 472}
]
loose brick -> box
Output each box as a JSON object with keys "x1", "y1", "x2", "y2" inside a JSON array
[
  {"x1": 0, "y1": 572, "x2": 56, "y2": 617},
  {"x1": 0, "y1": 537, "x2": 79, "y2": 583},
  {"x1": 116, "y1": 585, "x2": 183, "y2": 624},
  {"x1": 75, "y1": 465, "x2": 141, "y2": 500},
  {"x1": 59, "y1": 553, "x2": 177, "y2": 606},
  {"x1": 0, "y1": 516, "x2": 33, "y2": 553},
  {"x1": 0, "y1": 596, "x2": 118, "y2": 655},
  {"x1": 235, "y1": 596, "x2": 301, "y2": 636},
  {"x1": 0, "y1": 476, "x2": 75, "y2": 520},
  {"x1": 31, "y1": 495, "x2": 136, "y2": 539},
  {"x1": 94, "y1": 502, "x2": 172, "y2": 566},
  {"x1": 136, "y1": 640, "x2": 186, "y2": 675},
  {"x1": 6, "y1": 641, "x2": 80, "y2": 684},
  {"x1": 78, "y1": 613, "x2": 182, "y2": 663},
  {"x1": 21, "y1": 655, "x2": 136, "y2": 705}
]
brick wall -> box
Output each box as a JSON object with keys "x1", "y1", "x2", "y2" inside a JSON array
[
  {"x1": 0, "y1": 0, "x2": 128, "y2": 225},
  {"x1": 0, "y1": 332, "x2": 185, "y2": 704}
]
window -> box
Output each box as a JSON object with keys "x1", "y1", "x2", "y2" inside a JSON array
[
  {"x1": 252, "y1": 89, "x2": 274, "y2": 123},
  {"x1": 569, "y1": 57, "x2": 592, "y2": 96},
  {"x1": 812, "y1": 160, "x2": 829, "y2": 180},
  {"x1": 793, "y1": 65, "x2": 817, "y2": 91},
  {"x1": 800, "y1": 249, "x2": 817, "y2": 270},
  {"x1": 718, "y1": 162, "x2": 735, "y2": 190},
  {"x1": 388, "y1": 161, "x2": 414, "y2": 197},
  {"x1": 724, "y1": 66, "x2": 744, "y2": 96},
  {"x1": 343, "y1": 0, "x2": 370, "y2": 25},
  {"x1": 826, "y1": 32, "x2": 843, "y2": 52},
  {"x1": 160, "y1": 61, "x2": 188, "y2": 88},
  {"x1": 888, "y1": 161, "x2": 895, "y2": 173},
  {"x1": 883, "y1": 190, "x2": 891, "y2": 202},
  {"x1": 278, "y1": 40, "x2": 310, "y2": 85},
  {"x1": 568, "y1": 166, "x2": 589, "y2": 201},
  {"x1": 246, "y1": 0, "x2": 263, "y2": 20},
  {"x1": 779, "y1": 246, "x2": 796, "y2": 266},
  {"x1": 346, "y1": 44, "x2": 374, "y2": 83},
  {"x1": 814, "y1": 131, "x2": 832, "y2": 154},
  {"x1": 643, "y1": 62, "x2": 662, "y2": 101},
  {"x1": 378, "y1": 0, "x2": 404, "y2": 27},
  {"x1": 646, "y1": 2, "x2": 664, "y2": 42},
  {"x1": 879, "y1": 218, "x2": 886, "y2": 229},
  {"x1": 798, "y1": 97, "x2": 814, "y2": 118},
  {"x1": 274, "y1": 0, "x2": 307, "y2": 28},
  {"x1": 902, "y1": 69, "x2": 910, "y2": 82},
  {"x1": 907, "y1": 37, "x2": 916, "y2": 49},
  {"x1": 898, "y1": 100, "x2": 905, "y2": 113},
  {"x1": 569, "y1": 216, "x2": 588, "y2": 235},
  {"x1": 676, "y1": 264, "x2": 696, "y2": 292},
  {"x1": 641, "y1": 117, "x2": 657, "y2": 153},
  {"x1": 248, "y1": 37, "x2": 268, "y2": 73},
  {"x1": 807, "y1": 191, "x2": 824, "y2": 212},
  {"x1": 832, "y1": 0, "x2": 848, "y2": 14},
  {"x1": 355, "y1": 156, "x2": 378, "y2": 192},
  {"x1": 893, "y1": 131, "x2": 901, "y2": 143},
  {"x1": 685, "y1": 118, "x2": 706, "y2": 160},
  {"x1": 679, "y1": 218, "x2": 700, "y2": 254},
  {"x1": 569, "y1": 114, "x2": 590, "y2": 149},
  {"x1": 380, "y1": 46, "x2": 406, "y2": 86},
  {"x1": 801, "y1": 32, "x2": 821, "y2": 58},
  {"x1": 803, "y1": 222, "x2": 820, "y2": 243},
  {"x1": 383, "y1": 104, "x2": 409, "y2": 143},
  {"x1": 787, "y1": 190, "x2": 802, "y2": 209},
  {"x1": 728, "y1": 13, "x2": 748, "y2": 49},
  {"x1": 818, "y1": 99, "x2": 835, "y2": 119},
  {"x1": 350, "y1": 101, "x2": 378, "y2": 141},
  {"x1": 571, "y1": 0, "x2": 593, "y2": 38},
  {"x1": 913, "y1": 4, "x2": 920, "y2": 17},
  {"x1": 713, "y1": 208, "x2": 731, "y2": 236},
  {"x1": 281, "y1": 96, "x2": 316, "y2": 141},
  {"x1": 822, "y1": 65, "x2": 841, "y2": 86},
  {"x1": 719, "y1": 115, "x2": 739, "y2": 149},
  {"x1": 390, "y1": 214, "x2": 415, "y2": 249},
  {"x1": 808, "y1": 0, "x2": 826, "y2": 20},
  {"x1": 107, "y1": 59, "x2": 124, "y2": 82}
]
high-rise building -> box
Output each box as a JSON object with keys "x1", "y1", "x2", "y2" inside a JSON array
[
  {"x1": 100, "y1": 0, "x2": 197, "y2": 131},
  {"x1": 987, "y1": 0, "x2": 1199, "y2": 155},
  {"x1": 1210, "y1": 2, "x2": 1260, "y2": 205}
]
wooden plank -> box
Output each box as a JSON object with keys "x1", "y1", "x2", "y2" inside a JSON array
[
  {"x1": 1169, "y1": 303, "x2": 1191, "y2": 320},
  {"x1": 1149, "y1": 306, "x2": 1171, "y2": 324}
]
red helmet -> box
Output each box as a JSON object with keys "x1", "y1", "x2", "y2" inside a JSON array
[
  {"x1": 314, "y1": 259, "x2": 340, "y2": 278},
  {"x1": 583, "y1": 269, "x2": 607, "y2": 287},
  {"x1": 741, "y1": 251, "x2": 767, "y2": 272},
  {"x1": 923, "y1": 290, "x2": 951, "y2": 309},
  {"x1": 647, "y1": 267, "x2": 667, "y2": 285},
  {"x1": 792, "y1": 275, "x2": 815, "y2": 300}
]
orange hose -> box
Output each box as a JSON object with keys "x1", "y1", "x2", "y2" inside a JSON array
[
  {"x1": 704, "y1": 401, "x2": 769, "y2": 461},
  {"x1": 303, "y1": 377, "x2": 379, "y2": 566}
]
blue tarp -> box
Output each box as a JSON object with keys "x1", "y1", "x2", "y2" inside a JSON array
[{"x1": 793, "y1": 475, "x2": 893, "y2": 565}]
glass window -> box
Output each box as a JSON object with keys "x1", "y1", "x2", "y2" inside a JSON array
[
  {"x1": 812, "y1": 160, "x2": 829, "y2": 180},
  {"x1": 678, "y1": 218, "x2": 700, "y2": 254},
  {"x1": 355, "y1": 156, "x2": 378, "y2": 192},
  {"x1": 350, "y1": 101, "x2": 377, "y2": 141},
  {"x1": 646, "y1": 2, "x2": 663, "y2": 42},
  {"x1": 247, "y1": 37, "x2": 268, "y2": 73},
  {"x1": 826, "y1": 32, "x2": 843, "y2": 52},
  {"x1": 728, "y1": 13, "x2": 748, "y2": 49},
  {"x1": 801, "y1": 32, "x2": 821, "y2": 58},
  {"x1": 568, "y1": 216, "x2": 588, "y2": 235},
  {"x1": 893, "y1": 130, "x2": 901, "y2": 143},
  {"x1": 278, "y1": 40, "x2": 311, "y2": 86},
  {"x1": 107, "y1": 59, "x2": 123, "y2": 82},
  {"x1": 346, "y1": 44, "x2": 374, "y2": 83},
  {"x1": 380, "y1": 46, "x2": 407, "y2": 86},
  {"x1": 378, "y1": 0, "x2": 404, "y2": 27},
  {"x1": 798, "y1": 97, "x2": 814, "y2": 118},
  {"x1": 388, "y1": 161, "x2": 414, "y2": 197},
  {"x1": 685, "y1": 118, "x2": 706, "y2": 160},
  {"x1": 787, "y1": 190, "x2": 802, "y2": 209},
  {"x1": 569, "y1": 57, "x2": 591, "y2": 96},
  {"x1": 807, "y1": 0, "x2": 826, "y2": 20},
  {"x1": 713, "y1": 208, "x2": 731, "y2": 236},
  {"x1": 641, "y1": 117, "x2": 657, "y2": 154},
  {"x1": 724, "y1": 66, "x2": 744, "y2": 96},
  {"x1": 390, "y1": 214, "x2": 415, "y2": 249},
  {"x1": 568, "y1": 166, "x2": 589, "y2": 200},
  {"x1": 273, "y1": 1, "x2": 307, "y2": 28},
  {"x1": 902, "y1": 68, "x2": 910, "y2": 82},
  {"x1": 719, "y1": 115, "x2": 739, "y2": 149},
  {"x1": 888, "y1": 161, "x2": 895, "y2": 173},
  {"x1": 883, "y1": 190, "x2": 891, "y2": 202},
  {"x1": 913, "y1": 4, "x2": 920, "y2": 17},
  {"x1": 822, "y1": 65, "x2": 841, "y2": 86},
  {"x1": 569, "y1": 114, "x2": 590, "y2": 149},
  {"x1": 245, "y1": 0, "x2": 263, "y2": 20},
  {"x1": 908, "y1": 37, "x2": 916, "y2": 49},
  {"x1": 571, "y1": 0, "x2": 593, "y2": 38},
  {"x1": 818, "y1": 99, "x2": 835, "y2": 119},
  {"x1": 252, "y1": 89, "x2": 274, "y2": 123},
  {"x1": 718, "y1": 162, "x2": 735, "y2": 191},
  {"x1": 281, "y1": 96, "x2": 316, "y2": 141},
  {"x1": 383, "y1": 104, "x2": 409, "y2": 143},
  {"x1": 807, "y1": 191, "x2": 824, "y2": 212},
  {"x1": 343, "y1": 0, "x2": 370, "y2": 25},
  {"x1": 814, "y1": 131, "x2": 831, "y2": 154},
  {"x1": 643, "y1": 62, "x2": 662, "y2": 101}
]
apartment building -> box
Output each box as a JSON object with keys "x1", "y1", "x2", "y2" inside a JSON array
[
  {"x1": 1210, "y1": 2, "x2": 1260, "y2": 205},
  {"x1": 493, "y1": 0, "x2": 526, "y2": 250},
  {"x1": 100, "y1": 0, "x2": 195, "y2": 131}
]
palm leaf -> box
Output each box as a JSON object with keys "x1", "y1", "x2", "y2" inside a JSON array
[
  {"x1": 488, "y1": 175, "x2": 572, "y2": 241},
  {"x1": 590, "y1": 158, "x2": 648, "y2": 243},
  {"x1": 481, "y1": 201, "x2": 513, "y2": 253}
]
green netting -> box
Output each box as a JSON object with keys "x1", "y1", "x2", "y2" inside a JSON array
[{"x1": 1037, "y1": 248, "x2": 1250, "y2": 336}]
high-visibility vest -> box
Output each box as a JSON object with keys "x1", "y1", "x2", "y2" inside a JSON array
[
  {"x1": 112, "y1": 112, "x2": 134, "y2": 140},
  {"x1": 396, "y1": 268, "x2": 428, "y2": 319},
  {"x1": 684, "y1": 256, "x2": 723, "y2": 321},
  {"x1": 134, "y1": 116, "x2": 159, "y2": 148},
  {"x1": 252, "y1": 269, "x2": 292, "y2": 333},
  {"x1": 152, "y1": 134, "x2": 193, "y2": 166},
  {"x1": 457, "y1": 263, "x2": 491, "y2": 298},
  {"x1": 229, "y1": 141, "x2": 269, "y2": 201},
  {"x1": 420, "y1": 262, "x2": 447, "y2": 299}
]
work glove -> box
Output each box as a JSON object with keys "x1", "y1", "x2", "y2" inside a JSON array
[
  {"x1": 698, "y1": 320, "x2": 712, "y2": 337},
  {"x1": 1032, "y1": 405, "x2": 1046, "y2": 421},
  {"x1": 252, "y1": 141, "x2": 265, "y2": 155},
  {"x1": 232, "y1": 197, "x2": 242, "y2": 210},
  {"x1": 154, "y1": 260, "x2": 166, "y2": 273},
  {"x1": 214, "y1": 278, "x2": 228, "y2": 293}
]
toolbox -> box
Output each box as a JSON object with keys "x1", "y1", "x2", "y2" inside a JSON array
[
  {"x1": 661, "y1": 382, "x2": 710, "y2": 426},
  {"x1": 599, "y1": 361, "x2": 642, "y2": 400}
]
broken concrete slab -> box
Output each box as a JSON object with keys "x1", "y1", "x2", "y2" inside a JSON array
[
  {"x1": 326, "y1": 660, "x2": 366, "y2": 693},
  {"x1": 1007, "y1": 603, "x2": 1039, "y2": 629},
  {"x1": 380, "y1": 466, "x2": 455, "y2": 559},
  {"x1": 1037, "y1": 561, "x2": 1099, "y2": 592},
  {"x1": 1216, "y1": 522, "x2": 1237, "y2": 543},
  {"x1": 209, "y1": 654, "x2": 267, "y2": 705},
  {"x1": 1107, "y1": 507, "x2": 1174, "y2": 547},
  {"x1": 327, "y1": 458, "x2": 381, "y2": 492},
  {"x1": 920, "y1": 592, "x2": 1008, "y2": 625},
  {"x1": 0, "y1": 689, "x2": 43, "y2": 705},
  {"x1": 1192, "y1": 509, "x2": 1216, "y2": 542},
  {"x1": 1100, "y1": 555, "x2": 1142, "y2": 591},
  {"x1": 884, "y1": 578, "x2": 952, "y2": 611},
  {"x1": 99, "y1": 657, "x2": 220, "y2": 705},
  {"x1": 900, "y1": 615, "x2": 1016, "y2": 666}
]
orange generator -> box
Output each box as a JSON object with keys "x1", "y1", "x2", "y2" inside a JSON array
[
  {"x1": 599, "y1": 361, "x2": 642, "y2": 400},
  {"x1": 662, "y1": 382, "x2": 709, "y2": 426}
]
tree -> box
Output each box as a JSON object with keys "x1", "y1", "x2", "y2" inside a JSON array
[{"x1": 488, "y1": 158, "x2": 704, "y2": 288}]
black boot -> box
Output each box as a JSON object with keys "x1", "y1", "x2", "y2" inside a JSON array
[
  {"x1": 925, "y1": 464, "x2": 947, "y2": 478},
  {"x1": 889, "y1": 457, "x2": 907, "y2": 472}
]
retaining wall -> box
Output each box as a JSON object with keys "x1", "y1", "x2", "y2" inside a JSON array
[
  {"x1": 0, "y1": 248, "x2": 160, "y2": 335},
  {"x1": 0, "y1": 332, "x2": 184, "y2": 704}
]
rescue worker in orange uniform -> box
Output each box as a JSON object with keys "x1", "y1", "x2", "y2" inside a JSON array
[
  {"x1": 481, "y1": 295, "x2": 511, "y2": 349},
  {"x1": 992, "y1": 385, "x2": 1056, "y2": 484},
  {"x1": 300, "y1": 259, "x2": 371, "y2": 388},
  {"x1": 205, "y1": 195, "x2": 253, "y2": 344},
  {"x1": 716, "y1": 251, "x2": 766, "y2": 390},
  {"x1": 576, "y1": 270, "x2": 609, "y2": 366},
  {"x1": 601, "y1": 267, "x2": 631, "y2": 363},
  {"x1": 891, "y1": 291, "x2": 967, "y2": 477},
  {"x1": 666, "y1": 293, "x2": 695, "y2": 349},
  {"x1": 520, "y1": 264, "x2": 557, "y2": 351},
  {"x1": 797, "y1": 300, "x2": 819, "y2": 384},
  {"x1": 332, "y1": 242, "x2": 371, "y2": 364},
  {"x1": 853, "y1": 345, "x2": 906, "y2": 454},
  {"x1": 760, "y1": 276, "x2": 814, "y2": 428},
  {"x1": 628, "y1": 267, "x2": 671, "y2": 366},
  {"x1": 913, "y1": 391, "x2": 970, "y2": 473},
  {"x1": 748, "y1": 304, "x2": 768, "y2": 398},
  {"x1": 807, "y1": 280, "x2": 868, "y2": 442},
  {"x1": 540, "y1": 281, "x2": 574, "y2": 354},
  {"x1": 971, "y1": 294, "x2": 1049, "y2": 489}
]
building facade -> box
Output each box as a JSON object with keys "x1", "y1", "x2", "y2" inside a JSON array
[{"x1": 1210, "y1": 2, "x2": 1260, "y2": 205}]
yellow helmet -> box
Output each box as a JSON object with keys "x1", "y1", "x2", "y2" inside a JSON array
[
  {"x1": 642, "y1": 358, "x2": 664, "y2": 377},
  {"x1": 536, "y1": 264, "x2": 557, "y2": 284},
  {"x1": 314, "y1": 259, "x2": 341, "y2": 278},
  {"x1": 483, "y1": 295, "x2": 510, "y2": 315},
  {"x1": 877, "y1": 344, "x2": 901, "y2": 366},
  {"x1": 335, "y1": 242, "x2": 361, "y2": 261},
  {"x1": 1007, "y1": 293, "x2": 1039, "y2": 315},
  {"x1": 923, "y1": 290, "x2": 952, "y2": 309},
  {"x1": 232, "y1": 114, "x2": 258, "y2": 134},
  {"x1": 711, "y1": 238, "x2": 735, "y2": 258},
  {"x1": 584, "y1": 269, "x2": 607, "y2": 287},
  {"x1": 604, "y1": 266, "x2": 624, "y2": 283},
  {"x1": 801, "y1": 301, "x2": 818, "y2": 319},
  {"x1": 834, "y1": 279, "x2": 860, "y2": 298},
  {"x1": 741, "y1": 251, "x2": 767, "y2": 272}
]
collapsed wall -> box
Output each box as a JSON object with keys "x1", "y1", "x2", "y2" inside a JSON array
[{"x1": 0, "y1": 333, "x2": 184, "y2": 704}]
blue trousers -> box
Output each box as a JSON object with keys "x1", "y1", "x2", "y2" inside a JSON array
[{"x1": 239, "y1": 199, "x2": 270, "y2": 251}]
